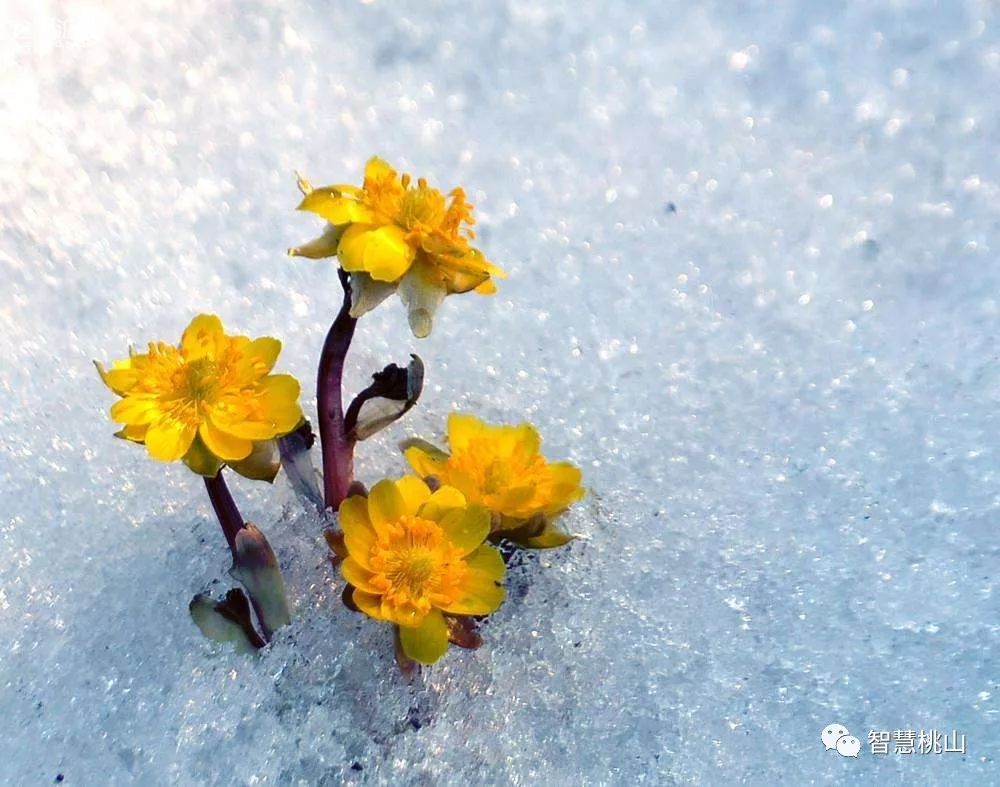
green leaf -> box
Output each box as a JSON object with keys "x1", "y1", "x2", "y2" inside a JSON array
[
  {"x1": 189, "y1": 589, "x2": 265, "y2": 653},
  {"x1": 229, "y1": 523, "x2": 291, "y2": 637}
]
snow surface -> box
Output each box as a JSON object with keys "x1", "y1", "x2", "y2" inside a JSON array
[{"x1": 1, "y1": 0, "x2": 998, "y2": 783}]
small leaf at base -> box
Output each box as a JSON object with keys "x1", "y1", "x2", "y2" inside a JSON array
[
  {"x1": 189, "y1": 589, "x2": 266, "y2": 653},
  {"x1": 230, "y1": 523, "x2": 291, "y2": 637}
]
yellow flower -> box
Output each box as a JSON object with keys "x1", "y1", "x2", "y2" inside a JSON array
[
  {"x1": 404, "y1": 413, "x2": 584, "y2": 548},
  {"x1": 96, "y1": 314, "x2": 303, "y2": 475},
  {"x1": 290, "y1": 157, "x2": 506, "y2": 337},
  {"x1": 337, "y1": 476, "x2": 505, "y2": 664}
]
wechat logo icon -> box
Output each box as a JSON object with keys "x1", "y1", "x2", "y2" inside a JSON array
[{"x1": 822, "y1": 723, "x2": 860, "y2": 758}]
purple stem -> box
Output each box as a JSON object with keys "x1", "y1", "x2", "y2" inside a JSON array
[
  {"x1": 203, "y1": 470, "x2": 245, "y2": 560},
  {"x1": 317, "y1": 269, "x2": 358, "y2": 510}
]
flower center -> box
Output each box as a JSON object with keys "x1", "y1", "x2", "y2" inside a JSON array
[
  {"x1": 398, "y1": 182, "x2": 446, "y2": 230},
  {"x1": 480, "y1": 459, "x2": 513, "y2": 495},
  {"x1": 185, "y1": 359, "x2": 220, "y2": 399},
  {"x1": 449, "y1": 439, "x2": 549, "y2": 501},
  {"x1": 363, "y1": 165, "x2": 476, "y2": 248},
  {"x1": 368, "y1": 515, "x2": 466, "y2": 617}
]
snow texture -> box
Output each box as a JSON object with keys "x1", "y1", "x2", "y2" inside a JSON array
[{"x1": 1, "y1": 0, "x2": 998, "y2": 784}]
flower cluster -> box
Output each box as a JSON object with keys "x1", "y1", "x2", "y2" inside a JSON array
[
  {"x1": 97, "y1": 155, "x2": 583, "y2": 670},
  {"x1": 331, "y1": 410, "x2": 584, "y2": 664}
]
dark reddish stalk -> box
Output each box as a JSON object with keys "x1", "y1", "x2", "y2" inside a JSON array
[
  {"x1": 317, "y1": 269, "x2": 358, "y2": 510},
  {"x1": 203, "y1": 469, "x2": 245, "y2": 560}
]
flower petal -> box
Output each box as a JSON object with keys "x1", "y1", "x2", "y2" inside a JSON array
[
  {"x1": 447, "y1": 412, "x2": 487, "y2": 453},
  {"x1": 245, "y1": 337, "x2": 282, "y2": 375},
  {"x1": 210, "y1": 376, "x2": 302, "y2": 442},
  {"x1": 403, "y1": 443, "x2": 446, "y2": 480},
  {"x1": 209, "y1": 401, "x2": 279, "y2": 440},
  {"x1": 337, "y1": 224, "x2": 378, "y2": 273},
  {"x1": 297, "y1": 188, "x2": 376, "y2": 225},
  {"x1": 362, "y1": 225, "x2": 415, "y2": 282},
  {"x1": 95, "y1": 359, "x2": 138, "y2": 396},
  {"x1": 510, "y1": 423, "x2": 542, "y2": 458},
  {"x1": 338, "y1": 224, "x2": 415, "y2": 281},
  {"x1": 438, "y1": 584, "x2": 506, "y2": 617},
  {"x1": 181, "y1": 314, "x2": 226, "y2": 361},
  {"x1": 439, "y1": 247, "x2": 506, "y2": 279},
  {"x1": 115, "y1": 423, "x2": 149, "y2": 443},
  {"x1": 198, "y1": 419, "x2": 253, "y2": 462},
  {"x1": 341, "y1": 557, "x2": 378, "y2": 593},
  {"x1": 339, "y1": 495, "x2": 377, "y2": 568},
  {"x1": 545, "y1": 462, "x2": 585, "y2": 511},
  {"x1": 259, "y1": 374, "x2": 303, "y2": 433},
  {"x1": 287, "y1": 223, "x2": 345, "y2": 259},
  {"x1": 465, "y1": 543, "x2": 506, "y2": 581},
  {"x1": 436, "y1": 266, "x2": 490, "y2": 295},
  {"x1": 145, "y1": 416, "x2": 198, "y2": 462},
  {"x1": 367, "y1": 478, "x2": 407, "y2": 533},
  {"x1": 495, "y1": 486, "x2": 537, "y2": 517},
  {"x1": 418, "y1": 485, "x2": 466, "y2": 521},
  {"x1": 438, "y1": 505, "x2": 490, "y2": 556},
  {"x1": 395, "y1": 475, "x2": 432, "y2": 516},
  {"x1": 550, "y1": 461, "x2": 584, "y2": 488},
  {"x1": 398, "y1": 609, "x2": 449, "y2": 665},
  {"x1": 381, "y1": 602, "x2": 424, "y2": 628},
  {"x1": 364, "y1": 156, "x2": 397, "y2": 184},
  {"x1": 399, "y1": 263, "x2": 446, "y2": 338},
  {"x1": 439, "y1": 545, "x2": 505, "y2": 616},
  {"x1": 110, "y1": 395, "x2": 161, "y2": 426},
  {"x1": 352, "y1": 589, "x2": 385, "y2": 620}
]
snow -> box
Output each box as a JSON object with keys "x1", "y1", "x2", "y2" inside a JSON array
[{"x1": 2, "y1": 0, "x2": 998, "y2": 783}]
